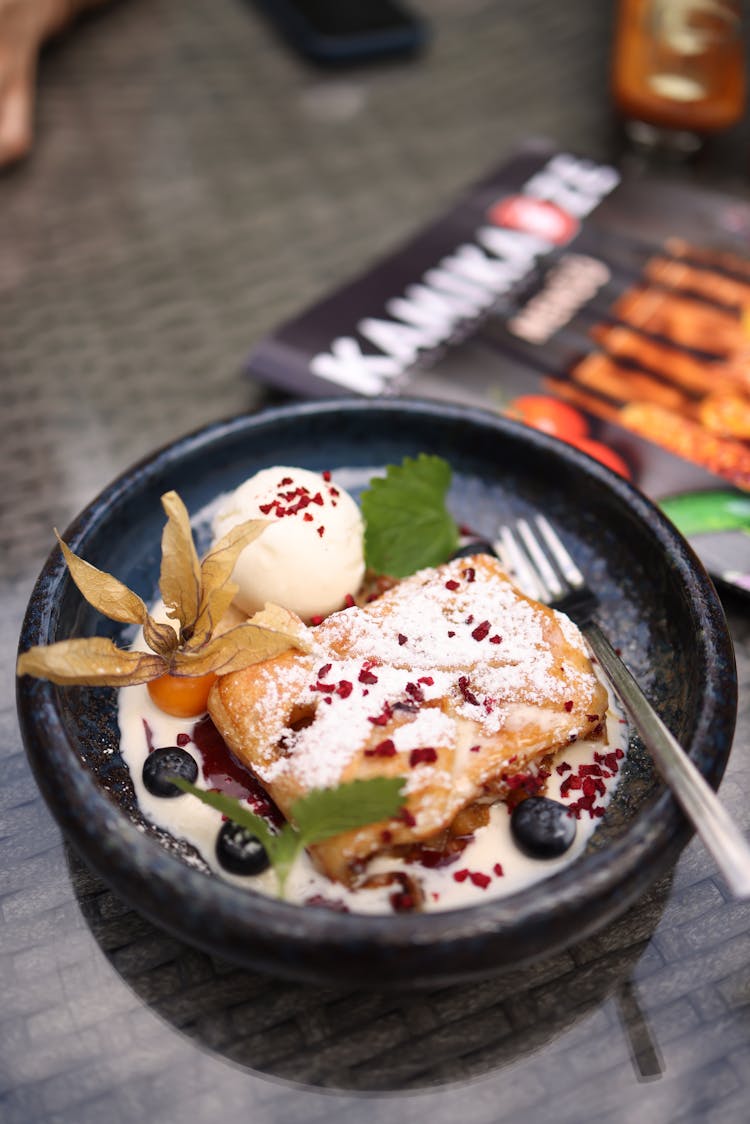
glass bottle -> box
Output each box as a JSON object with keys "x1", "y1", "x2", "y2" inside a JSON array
[{"x1": 612, "y1": 0, "x2": 745, "y2": 148}]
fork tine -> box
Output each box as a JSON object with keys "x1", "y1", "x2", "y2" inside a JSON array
[
  {"x1": 517, "y1": 518, "x2": 566, "y2": 600},
  {"x1": 534, "y1": 514, "x2": 585, "y2": 588},
  {"x1": 497, "y1": 525, "x2": 547, "y2": 602},
  {"x1": 500, "y1": 512, "x2": 750, "y2": 899}
]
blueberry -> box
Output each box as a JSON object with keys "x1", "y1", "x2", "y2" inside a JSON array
[
  {"x1": 510, "y1": 796, "x2": 577, "y2": 858},
  {"x1": 216, "y1": 821, "x2": 270, "y2": 876},
  {"x1": 450, "y1": 539, "x2": 497, "y2": 559},
  {"x1": 142, "y1": 746, "x2": 198, "y2": 798}
]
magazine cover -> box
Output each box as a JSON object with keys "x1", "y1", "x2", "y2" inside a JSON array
[{"x1": 247, "y1": 138, "x2": 750, "y2": 594}]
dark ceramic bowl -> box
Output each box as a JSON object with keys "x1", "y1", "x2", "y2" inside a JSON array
[{"x1": 17, "y1": 399, "x2": 737, "y2": 987}]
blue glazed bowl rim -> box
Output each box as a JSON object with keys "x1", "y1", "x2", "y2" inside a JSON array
[{"x1": 16, "y1": 398, "x2": 737, "y2": 976}]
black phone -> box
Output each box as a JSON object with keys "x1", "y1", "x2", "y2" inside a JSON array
[{"x1": 251, "y1": 0, "x2": 428, "y2": 65}]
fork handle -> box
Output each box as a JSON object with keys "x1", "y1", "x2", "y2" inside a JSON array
[{"x1": 583, "y1": 621, "x2": 750, "y2": 898}]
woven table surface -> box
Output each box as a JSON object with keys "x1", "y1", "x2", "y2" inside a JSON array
[{"x1": 3, "y1": 2, "x2": 750, "y2": 1121}]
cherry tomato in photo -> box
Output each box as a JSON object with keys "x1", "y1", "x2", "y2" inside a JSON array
[
  {"x1": 507, "y1": 395, "x2": 589, "y2": 442},
  {"x1": 572, "y1": 438, "x2": 632, "y2": 480}
]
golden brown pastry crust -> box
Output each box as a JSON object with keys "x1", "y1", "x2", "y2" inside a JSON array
[{"x1": 209, "y1": 554, "x2": 608, "y2": 884}]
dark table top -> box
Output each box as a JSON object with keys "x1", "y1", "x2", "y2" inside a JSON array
[{"x1": 3, "y1": 2, "x2": 750, "y2": 1121}]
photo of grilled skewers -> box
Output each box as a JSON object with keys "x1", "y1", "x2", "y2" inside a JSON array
[{"x1": 554, "y1": 241, "x2": 750, "y2": 490}]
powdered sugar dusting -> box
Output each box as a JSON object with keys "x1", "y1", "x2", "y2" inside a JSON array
[
  {"x1": 255, "y1": 556, "x2": 598, "y2": 794},
  {"x1": 391, "y1": 709, "x2": 456, "y2": 753},
  {"x1": 555, "y1": 610, "x2": 588, "y2": 654}
]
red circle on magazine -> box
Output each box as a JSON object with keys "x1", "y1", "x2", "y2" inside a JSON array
[{"x1": 487, "y1": 196, "x2": 579, "y2": 245}]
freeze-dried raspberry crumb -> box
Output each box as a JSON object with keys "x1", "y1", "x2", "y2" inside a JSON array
[
  {"x1": 458, "y1": 676, "x2": 479, "y2": 706},
  {"x1": 305, "y1": 895, "x2": 349, "y2": 913},
  {"x1": 560, "y1": 774, "x2": 582, "y2": 797},
  {"x1": 409, "y1": 747, "x2": 437, "y2": 767},
  {"x1": 366, "y1": 739, "x2": 397, "y2": 758},
  {"x1": 368, "y1": 702, "x2": 393, "y2": 726}
]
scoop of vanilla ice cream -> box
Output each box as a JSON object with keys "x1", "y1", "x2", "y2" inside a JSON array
[{"x1": 212, "y1": 466, "x2": 366, "y2": 622}]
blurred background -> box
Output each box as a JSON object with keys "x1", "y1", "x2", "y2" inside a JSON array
[{"x1": 3, "y1": 0, "x2": 749, "y2": 578}]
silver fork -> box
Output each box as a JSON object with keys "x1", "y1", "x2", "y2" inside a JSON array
[{"x1": 496, "y1": 513, "x2": 750, "y2": 898}]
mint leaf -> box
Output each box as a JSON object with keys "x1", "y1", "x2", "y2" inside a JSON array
[
  {"x1": 361, "y1": 454, "x2": 459, "y2": 577},
  {"x1": 270, "y1": 827, "x2": 303, "y2": 895},
  {"x1": 171, "y1": 775, "x2": 407, "y2": 897},
  {"x1": 169, "y1": 778, "x2": 276, "y2": 852},
  {"x1": 291, "y1": 777, "x2": 406, "y2": 845}
]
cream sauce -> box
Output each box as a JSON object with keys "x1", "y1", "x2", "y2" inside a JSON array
[{"x1": 118, "y1": 676, "x2": 627, "y2": 914}]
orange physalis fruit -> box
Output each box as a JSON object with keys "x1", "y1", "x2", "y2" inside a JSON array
[{"x1": 147, "y1": 671, "x2": 217, "y2": 718}]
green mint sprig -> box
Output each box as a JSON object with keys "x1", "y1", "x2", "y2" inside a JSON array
[
  {"x1": 171, "y1": 775, "x2": 406, "y2": 895},
  {"x1": 361, "y1": 454, "x2": 459, "y2": 578}
]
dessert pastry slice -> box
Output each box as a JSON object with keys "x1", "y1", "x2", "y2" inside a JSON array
[{"x1": 208, "y1": 554, "x2": 608, "y2": 885}]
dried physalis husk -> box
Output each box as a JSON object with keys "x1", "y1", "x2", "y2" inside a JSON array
[
  {"x1": 188, "y1": 516, "x2": 271, "y2": 649},
  {"x1": 16, "y1": 637, "x2": 167, "y2": 687},
  {"x1": 16, "y1": 491, "x2": 310, "y2": 688},
  {"x1": 159, "y1": 491, "x2": 202, "y2": 638}
]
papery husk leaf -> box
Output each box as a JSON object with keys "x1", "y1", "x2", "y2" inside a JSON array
[
  {"x1": 17, "y1": 637, "x2": 166, "y2": 686},
  {"x1": 159, "y1": 491, "x2": 201, "y2": 632},
  {"x1": 190, "y1": 518, "x2": 271, "y2": 646},
  {"x1": 250, "y1": 603, "x2": 308, "y2": 638},
  {"x1": 142, "y1": 614, "x2": 180, "y2": 657},
  {"x1": 56, "y1": 533, "x2": 149, "y2": 625},
  {"x1": 169, "y1": 622, "x2": 309, "y2": 677}
]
